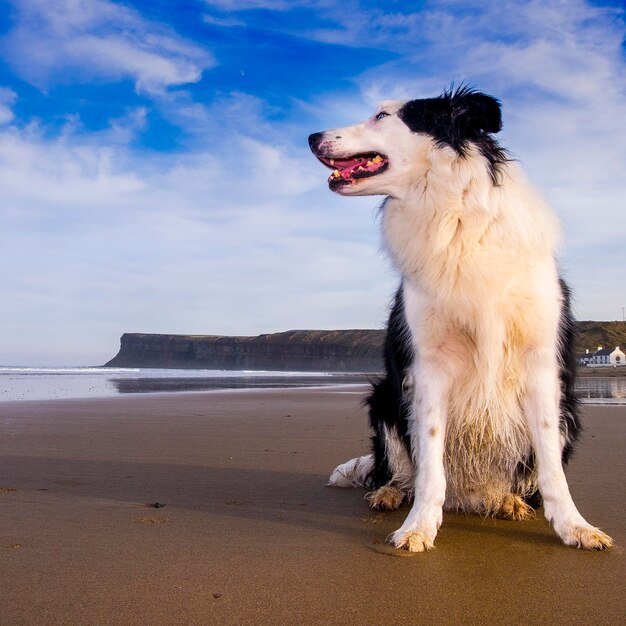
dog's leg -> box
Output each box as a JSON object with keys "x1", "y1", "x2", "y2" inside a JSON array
[
  {"x1": 366, "y1": 423, "x2": 411, "y2": 510},
  {"x1": 328, "y1": 454, "x2": 374, "y2": 488},
  {"x1": 389, "y1": 362, "x2": 450, "y2": 552},
  {"x1": 523, "y1": 351, "x2": 613, "y2": 550}
]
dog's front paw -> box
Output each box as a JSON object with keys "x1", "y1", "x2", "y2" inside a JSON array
[
  {"x1": 389, "y1": 510, "x2": 440, "y2": 552},
  {"x1": 390, "y1": 501, "x2": 442, "y2": 552},
  {"x1": 389, "y1": 528, "x2": 436, "y2": 553},
  {"x1": 557, "y1": 524, "x2": 614, "y2": 550}
]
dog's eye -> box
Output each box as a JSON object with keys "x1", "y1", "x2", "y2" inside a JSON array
[{"x1": 375, "y1": 111, "x2": 389, "y2": 121}]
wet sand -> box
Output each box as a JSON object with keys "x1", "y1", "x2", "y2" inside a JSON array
[
  {"x1": 109, "y1": 373, "x2": 372, "y2": 394},
  {"x1": 579, "y1": 367, "x2": 626, "y2": 377},
  {"x1": 0, "y1": 389, "x2": 624, "y2": 625}
]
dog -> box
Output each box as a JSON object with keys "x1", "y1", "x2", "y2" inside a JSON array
[{"x1": 308, "y1": 86, "x2": 613, "y2": 552}]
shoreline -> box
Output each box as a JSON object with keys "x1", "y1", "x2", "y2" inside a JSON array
[
  {"x1": 1, "y1": 390, "x2": 624, "y2": 624},
  {"x1": 2, "y1": 368, "x2": 625, "y2": 404},
  {"x1": 1, "y1": 383, "x2": 624, "y2": 406},
  {"x1": 0, "y1": 369, "x2": 374, "y2": 403},
  {"x1": 0, "y1": 383, "x2": 372, "y2": 407},
  {"x1": 578, "y1": 367, "x2": 626, "y2": 377}
]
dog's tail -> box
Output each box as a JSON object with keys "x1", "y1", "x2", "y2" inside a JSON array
[{"x1": 328, "y1": 454, "x2": 373, "y2": 488}]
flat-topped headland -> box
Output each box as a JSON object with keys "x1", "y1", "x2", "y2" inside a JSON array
[
  {"x1": 104, "y1": 322, "x2": 626, "y2": 372},
  {"x1": 104, "y1": 330, "x2": 385, "y2": 371}
]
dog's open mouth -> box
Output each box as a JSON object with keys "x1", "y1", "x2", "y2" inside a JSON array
[{"x1": 316, "y1": 153, "x2": 389, "y2": 187}]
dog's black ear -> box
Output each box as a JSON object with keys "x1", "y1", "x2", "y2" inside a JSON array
[{"x1": 451, "y1": 88, "x2": 502, "y2": 135}]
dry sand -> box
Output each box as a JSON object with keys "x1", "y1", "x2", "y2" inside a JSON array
[{"x1": 0, "y1": 388, "x2": 624, "y2": 625}]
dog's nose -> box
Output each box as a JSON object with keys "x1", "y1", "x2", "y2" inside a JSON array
[{"x1": 308, "y1": 132, "x2": 323, "y2": 152}]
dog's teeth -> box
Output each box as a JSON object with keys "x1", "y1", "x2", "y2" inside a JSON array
[
  {"x1": 332, "y1": 170, "x2": 341, "y2": 178},
  {"x1": 330, "y1": 159, "x2": 335, "y2": 165},
  {"x1": 372, "y1": 155, "x2": 384, "y2": 164}
]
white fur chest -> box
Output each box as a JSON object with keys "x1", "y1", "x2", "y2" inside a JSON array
[{"x1": 381, "y1": 160, "x2": 561, "y2": 328}]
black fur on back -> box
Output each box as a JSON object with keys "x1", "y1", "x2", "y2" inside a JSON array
[
  {"x1": 364, "y1": 278, "x2": 582, "y2": 501},
  {"x1": 398, "y1": 86, "x2": 509, "y2": 185}
]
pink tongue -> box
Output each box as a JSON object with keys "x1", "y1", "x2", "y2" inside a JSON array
[{"x1": 339, "y1": 158, "x2": 368, "y2": 179}]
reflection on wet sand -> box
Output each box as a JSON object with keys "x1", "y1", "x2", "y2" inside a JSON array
[
  {"x1": 110, "y1": 373, "x2": 372, "y2": 393},
  {"x1": 576, "y1": 377, "x2": 626, "y2": 402},
  {"x1": 109, "y1": 374, "x2": 626, "y2": 404}
]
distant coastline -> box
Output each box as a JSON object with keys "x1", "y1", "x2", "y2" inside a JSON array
[
  {"x1": 103, "y1": 322, "x2": 626, "y2": 372},
  {"x1": 104, "y1": 330, "x2": 385, "y2": 372}
]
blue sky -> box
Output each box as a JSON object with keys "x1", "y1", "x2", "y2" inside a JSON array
[{"x1": 0, "y1": 0, "x2": 625, "y2": 366}]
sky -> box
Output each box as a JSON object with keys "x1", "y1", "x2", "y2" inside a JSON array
[{"x1": 0, "y1": 0, "x2": 625, "y2": 366}]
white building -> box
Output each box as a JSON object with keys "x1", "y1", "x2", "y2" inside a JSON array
[{"x1": 587, "y1": 346, "x2": 625, "y2": 366}]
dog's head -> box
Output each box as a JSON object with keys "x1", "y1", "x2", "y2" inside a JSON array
[{"x1": 308, "y1": 87, "x2": 503, "y2": 196}]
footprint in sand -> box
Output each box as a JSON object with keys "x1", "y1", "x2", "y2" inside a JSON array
[{"x1": 133, "y1": 515, "x2": 169, "y2": 525}]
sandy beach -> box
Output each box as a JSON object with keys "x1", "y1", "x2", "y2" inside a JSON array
[{"x1": 1, "y1": 388, "x2": 624, "y2": 625}]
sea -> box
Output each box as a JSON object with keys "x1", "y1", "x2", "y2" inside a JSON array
[
  {"x1": 0, "y1": 367, "x2": 371, "y2": 402},
  {"x1": 0, "y1": 367, "x2": 625, "y2": 404}
]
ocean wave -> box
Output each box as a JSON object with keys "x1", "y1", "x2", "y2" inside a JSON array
[
  {"x1": 0, "y1": 367, "x2": 334, "y2": 377},
  {"x1": 0, "y1": 367, "x2": 140, "y2": 375}
]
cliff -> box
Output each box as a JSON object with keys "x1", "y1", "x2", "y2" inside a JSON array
[
  {"x1": 104, "y1": 330, "x2": 386, "y2": 372},
  {"x1": 103, "y1": 322, "x2": 626, "y2": 371}
]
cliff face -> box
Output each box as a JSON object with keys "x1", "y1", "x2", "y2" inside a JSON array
[
  {"x1": 104, "y1": 322, "x2": 626, "y2": 371},
  {"x1": 104, "y1": 330, "x2": 386, "y2": 372}
]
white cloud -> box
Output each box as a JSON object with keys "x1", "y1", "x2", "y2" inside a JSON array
[
  {"x1": 0, "y1": 114, "x2": 392, "y2": 365},
  {"x1": 202, "y1": 14, "x2": 247, "y2": 28},
  {"x1": 0, "y1": 126, "x2": 145, "y2": 214},
  {"x1": 203, "y1": 0, "x2": 295, "y2": 9},
  {"x1": 0, "y1": 88, "x2": 17, "y2": 125},
  {"x1": 2, "y1": 0, "x2": 214, "y2": 94}
]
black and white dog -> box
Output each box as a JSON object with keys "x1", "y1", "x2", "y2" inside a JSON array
[{"x1": 309, "y1": 87, "x2": 613, "y2": 552}]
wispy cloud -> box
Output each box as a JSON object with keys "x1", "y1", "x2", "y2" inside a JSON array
[
  {"x1": 202, "y1": 14, "x2": 247, "y2": 28},
  {"x1": 2, "y1": 0, "x2": 214, "y2": 94},
  {"x1": 203, "y1": 0, "x2": 313, "y2": 10},
  {"x1": 0, "y1": 108, "x2": 390, "y2": 364},
  {"x1": 0, "y1": 88, "x2": 17, "y2": 125}
]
